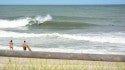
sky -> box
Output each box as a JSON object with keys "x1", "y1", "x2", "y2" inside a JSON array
[{"x1": 0, "y1": 0, "x2": 125, "y2": 5}]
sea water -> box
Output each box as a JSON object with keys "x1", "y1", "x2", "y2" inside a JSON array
[{"x1": 0, "y1": 5, "x2": 125, "y2": 54}]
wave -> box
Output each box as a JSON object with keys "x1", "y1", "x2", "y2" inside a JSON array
[
  {"x1": 0, "y1": 14, "x2": 95, "y2": 29},
  {"x1": 0, "y1": 30, "x2": 125, "y2": 44},
  {"x1": 28, "y1": 21, "x2": 94, "y2": 29},
  {"x1": 0, "y1": 14, "x2": 52, "y2": 28},
  {"x1": 28, "y1": 14, "x2": 52, "y2": 25}
]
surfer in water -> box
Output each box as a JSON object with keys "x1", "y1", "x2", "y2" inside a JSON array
[
  {"x1": 9, "y1": 40, "x2": 13, "y2": 50},
  {"x1": 22, "y1": 41, "x2": 28, "y2": 51}
]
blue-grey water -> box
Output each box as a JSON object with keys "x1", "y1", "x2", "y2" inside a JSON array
[{"x1": 0, "y1": 5, "x2": 125, "y2": 54}]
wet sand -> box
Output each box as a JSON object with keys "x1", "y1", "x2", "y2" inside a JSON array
[{"x1": 0, "y1": 50, "x2": 125, "y2": 62}]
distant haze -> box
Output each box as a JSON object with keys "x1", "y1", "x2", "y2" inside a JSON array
[{"x1": 0, "y1": 0, "x2": 125, "y2": 5}]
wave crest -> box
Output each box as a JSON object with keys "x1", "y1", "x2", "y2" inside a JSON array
[
  {"x1": 0, "y1": 14, "x2": 52, "y2": 28},
  {"x1": 28, "y1": 14, "x2": 52, "y2": 25}
]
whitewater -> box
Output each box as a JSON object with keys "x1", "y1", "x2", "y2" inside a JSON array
[
  {"x1": 0, "y1": 14, "x2": 52, "y2": 28},
  {"x1": 0, "y1": 30, "x2": 125, "y2": 44}
]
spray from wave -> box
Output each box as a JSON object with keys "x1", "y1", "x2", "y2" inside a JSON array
[
  {"x1": 0, "y1": 14, "x2": 52, "y2": 28},
  {"x1": 28, "y1": 14, "x2": 52, "y2": 25}
]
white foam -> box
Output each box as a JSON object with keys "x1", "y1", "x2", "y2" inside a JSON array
[
  {"x1": 0, "y1": 45, "x2": 123, "y2": 54},
  {"x1": 59, "y1": 33, "x2": 125, "y2": 44},
  {"x1": 0, "y1": 14, "x2": 52, "y2": 28},
  {"x1": 34, "y1": 14, "x2": 52, "y2": 24},
  {"x1": 0, "y1": 18, "x2": 29, "y2": 28},
  {"x1": 0, "y1": 30, "x2": 125, "y2": 44}
]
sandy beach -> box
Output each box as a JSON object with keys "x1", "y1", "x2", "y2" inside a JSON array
[{"x1": 0, "y1": 56, "x2": 125, "y2": 70}]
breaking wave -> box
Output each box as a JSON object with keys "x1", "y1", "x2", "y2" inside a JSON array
[
  {"x1": 0, "y1": 14, "x2": 52, "y2": 28},
  {"x1": 0, "y1": 14, "x2": 95, "y2": 29}
]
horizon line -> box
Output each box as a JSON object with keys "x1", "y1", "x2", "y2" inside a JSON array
[{"x1": 0, "y1": 4, "x2": 125, "y2": 5}]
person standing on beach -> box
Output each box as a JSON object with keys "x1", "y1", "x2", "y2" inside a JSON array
[
  {"x1": 9, "y1": 40, "x2": 13, "y2": 50},
  {"x1": 22, "y1": 41, "x2": 28, "y2": 51}
]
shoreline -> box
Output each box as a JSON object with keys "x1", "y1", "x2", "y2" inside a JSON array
[
  {"x1": 0, "y1": 50, "x2": 125, "y2": 62},
  {"x1": 0, "y1": 45, "x2": 124, "y2": 55}
]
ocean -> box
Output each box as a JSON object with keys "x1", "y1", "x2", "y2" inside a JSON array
[{"x1": 0, "y1": 5, "x2": 125, "y2": 54}]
